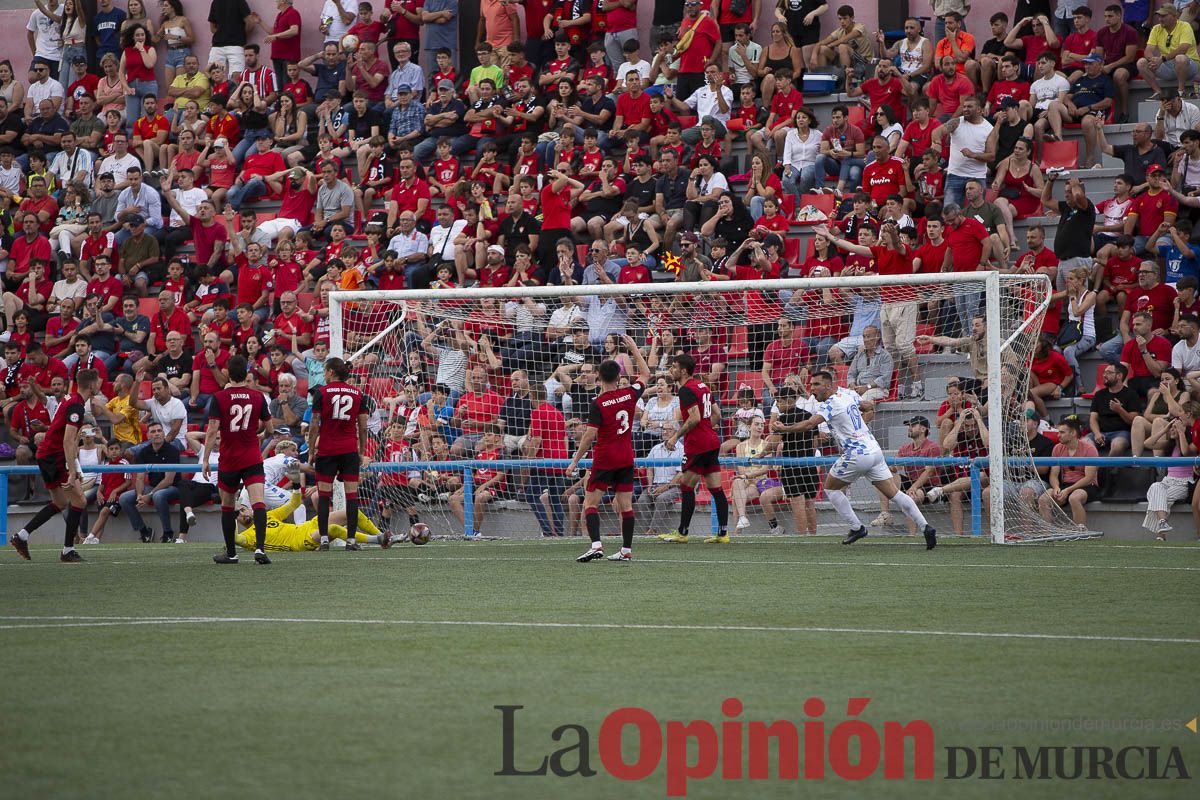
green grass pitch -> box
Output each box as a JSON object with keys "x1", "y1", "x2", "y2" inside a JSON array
[{"x1": 1, "y1": 536, "x2": 1198, "y2": 799}]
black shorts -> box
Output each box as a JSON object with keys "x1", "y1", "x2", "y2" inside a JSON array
[
  {"x1": 682, "y1": 448, "x2": 721, "y2": 477},
  {"x1": 37, "y1": 454, "x2": 68, "y2": 490},
  {"x1": 898, "y1": 474, "x2": 914, "y2": 493},
  {"x1": 720, "y1": 23, "x2": 738, "y2": 43},
  {"x1": 781, "y1": 466, "x2": 820, "y2": 499},
  {"x1": 315, "y1": 452, "x2": 360, "y2": 483},
  {"x1": 1055, "y1": 484, "x2": 1101, "y2": 505},
  {"x1": 217, "y1": 463, "x2": 266, "y2": 494},
  {"x1": 389, "y1": 483, "x2": 421, "y2": 508},
  {"x1": 587, "y1": 465, "x2": 635, "y2": 493}
]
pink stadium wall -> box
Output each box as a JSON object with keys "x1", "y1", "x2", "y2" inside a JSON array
[{"x1": 0, "y1": 0, "x2": 1101, "y2": 89}]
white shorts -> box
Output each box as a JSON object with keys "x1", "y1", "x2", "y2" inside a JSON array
[
  {"x1": 829, "y1": 450, "x2": 893, "y2": 485},
  {"x1": 256, "y1": 218, "x2": 303, "y2": 242},
  {"x1": 239, "y1": 484, "x2": 307, "y2": 523}
]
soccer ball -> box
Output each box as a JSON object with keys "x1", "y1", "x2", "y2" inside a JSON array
[
  {"x1": 409, "y1": 523, "x2": 431, "y2": 545},
  {"x1": 340, "y1": 34, "x2": 360, "y2": 52}
]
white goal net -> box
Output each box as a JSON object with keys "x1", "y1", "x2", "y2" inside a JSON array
[{"x1": 329, "y1": 274, "x2": 1095, "y2": 544}]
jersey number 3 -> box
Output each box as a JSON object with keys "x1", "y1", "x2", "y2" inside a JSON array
[
  {"x1": 615, "y1": 409, "x2": 630, "y2": 435},
  {"x1": 229, "y1": 403, "x2": 253, "y2": 432},
  {"x1": 331, "y1": 394, "x2": 354, "y2": 421}
]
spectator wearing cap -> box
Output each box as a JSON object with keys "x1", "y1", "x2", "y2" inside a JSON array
[
  {"x1": 987, "y1": 97, "x2": 1033, "y2": 168},
  {"x1": 1038, "y1": 55, "x2": 1114, "y2": 168},
  {"x1": 1154, "y1": 88, "x2": 1200, "y2": 161},
  {"x1": 113, "y1": 165, "x2": 162, "y2": 246},
  {"x1": 1039, "y1": 415, "x2": 1100, "y2": 527},
  {"x1": 875, "y1": 414, "x2": 942, "y2": 531},
  {"x1": 117, "y1": 213, "x2": 163, "y2": 294},
  {"x1": 1127, "y1": 165, "x2": 1179, "y2": 256},
  {"x1": 387, "y1": 84, "x2": 426, "y2": 150},
  {"x1": 413, "y1": 79, "x2": 468, "y2": 162},
  {"x1": 1138, "y1": 5, "x2": 1200, "y2": 100}
]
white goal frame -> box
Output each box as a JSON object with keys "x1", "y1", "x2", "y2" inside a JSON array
[{"x1": 331, "y1": 272, "x2": 1052, "y2": 544}]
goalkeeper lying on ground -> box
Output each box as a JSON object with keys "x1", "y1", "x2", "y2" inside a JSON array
[{"x1": 234, "y1": 490, "x2": 393, "y2": 552}]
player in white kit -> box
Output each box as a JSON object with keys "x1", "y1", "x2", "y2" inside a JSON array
[
  {"x1": 793, "y1": 371, "x2": 937, "y2": 549},
  {"x1": 238, "y1": 441, "x2": 307, "y2": 522}
]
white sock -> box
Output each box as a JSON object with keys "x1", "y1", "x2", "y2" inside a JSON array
[
  {"x1": 591, "y1": 542, "x2": 603, "y2": 550},
  {"x1": 17, "y1": 529, "x2": 29, "y2": 541},
  {"x1": 255, "y1": 548, "x2": 264, "y2": 555},
  {"x1": 827, "y1": 489, "x2": 864, "y2": 530},
  {"x1": 890, "y1": 491, "x2": 929, "y2": 529},
  {"x1": 62, "y1": 546, "x2": 73, "y2": 554},
  {"x1": 320, "y1": 536, "x2": 329, "y2": 543},
  {"x1": 621, "y1": 547, "x2": 631, "y2": 555}
]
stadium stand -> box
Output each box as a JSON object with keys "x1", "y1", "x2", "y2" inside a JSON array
[{"x1": 2, "y1": 0, "x2": 1198, "y2": 543}]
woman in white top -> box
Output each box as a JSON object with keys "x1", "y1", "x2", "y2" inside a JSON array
[
  {"x1": 638, "y1": 376, "x2": 679, "y2": 441},
  {"x1": 1060, "y1": 265, "x2": 1096, "y2": 386},
  {"x1": 71, "y1": 425, "x2": 102, "y2": 537},
  {"x1": 874, "y1": 105, "x2": 904, "y2": 154},
  {"x1": 35, "y1": 0, "x2": 85, "y2": 88},
  {"x1": 0, "y1": 60, "x2": 25, "y2": 111},
  {"x1": 730, "y1": 417, "x2": 784, "y2": 532},
  {"x1": 781, "y1": 106, "x2": 820, "y2": 210},
  {"x1": 684, "y1": 154, "x2": 728, "y2": 229},
  {"x1": 154, "y1": 0, "x2": 194, "y2": 87}
]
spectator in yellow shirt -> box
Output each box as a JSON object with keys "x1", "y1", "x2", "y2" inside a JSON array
[{"x1": 1139, "y1": 5, "x2": 1200, "y2": 99}]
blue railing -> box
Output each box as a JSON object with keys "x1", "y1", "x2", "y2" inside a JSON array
[{"x1": 2, "y1": 456, "x2": 1196, "y2": 544}]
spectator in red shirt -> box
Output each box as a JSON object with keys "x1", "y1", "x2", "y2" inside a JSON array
[
  {"x1": 927, "y1": 55, "x2": 976, "y2": 119},
  {"x1": 760, "y1": 317, "x2": 809, "y2": 410},
  {"x1": 1098, "y1": 263, "x2": 1179, "y2": 363},
  {"x1": 224, "y1": 134, "x2": 287, "y2": 210},
  {"x1": 43, "y1": 297, "x2": 81, "y2": 358},
  {"x1": 675, "y1": 1, "x2": 721, "y2": 99},
  {"x1": 6, "y1": 214, "x2": 54, "y2": 287},
  {"x1": 861, "y1": 136, "x2": 913, "y2": 207},
  {"x1": 1126, "y1": 165, "x2": 1178, "y2": 255},
  {"x1": 1121, "y1": 311, "x2": 1174, "y2": 399},
  {"x1": 449, "y1": 366, "x2": 503, "y2": 456},
  {"x1": 942, "y1": 203, "x2": 994, "y2": 336},
  {"x1": 2, "y1": 258, "x2": 54, "y2": 333},
  {"x1": 131, "y1": 289, "x2": 194, "y2": 376},
  {"x1": 522, "y1": 382, "x2": 569, "y2": 536},
  {"x1": 1060, "y1": 6, "x2": 1099, "y2": 76},
  {"x1": 1028, "y1": 334, "x2": 1075, "y2": 417},
  {"x1": 610, "y1": 72, "x2": 653, "y2": 145},
  {"x1": 189, "y1": 330, "x2": 230, "y2": 413},
  {"x1": 18, "y1": 176, "x2": 59, "y2": 235}
]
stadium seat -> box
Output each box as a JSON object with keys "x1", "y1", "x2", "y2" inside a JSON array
[
  {"x1": 1038, "y1": 140, "x2": 1079, "y2": 171},
  {"x1": 296, "y1": 292, "x2": 315, "y2": 311},
  {"x1": 780, "y1": 195, "x2": 795, "y2": 218},
  {"x1": 796, "y1": 193, "x2": 836, "y2": 222},
  {"x1": 138, "y1": 297, "x2": 159, "y2": 318},
  {"x1": 138, "y1": 381, "x2": 152, "y2": 400},
  {"x1": 576, "y1": 243, "x2": 589, "y2": 265},
  {"x1": 731, "y1": 370, "x2": 764, "y2": 401},
  {"x1": 846, "y1": 105, "x2": 867, "y2": 129},
  {"x1": 1081, "y1": 370, "x2": 1105, "y2": 400},
  {"x1": 677, "y1": 116, "x2": 699, "y2": 129},
  {"x1": 783, "y1": 235, "x2": 802, "y2": 266},
  {"x1": 727, "y1": 325, "x2": 748, "y2": 358}
]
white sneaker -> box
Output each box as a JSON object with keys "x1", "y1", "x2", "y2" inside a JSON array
[
  {"x1": 184, "y1": 510, "x2": 197, "y2": 527},
  {"x1": 925, "y1": 487, "x2": 944, "y2": 504},
  {"x1": 736, "y1": 516, "x2": 751, "y2": 530},
  {"x1": 174, "y1": 537, "x2": 187, "y2": 544},
  {"x1": 82, "y1": 535, "x2": 100, "y2": 545},
  {"x1": 1157, "y1": 518, "x2": 1173, "y2": 534},
  {"x1": 870, "y1": 512, "x2": 892, "y2": 527}
]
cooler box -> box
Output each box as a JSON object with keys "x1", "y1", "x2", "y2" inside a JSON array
[{"x1": 802, "y1": 70, "x2": 838, "y2": 95}]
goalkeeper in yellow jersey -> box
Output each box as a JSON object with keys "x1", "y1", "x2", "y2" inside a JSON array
[{"x1": 233, "y1": 490, "x2": 393, "y2": 552}]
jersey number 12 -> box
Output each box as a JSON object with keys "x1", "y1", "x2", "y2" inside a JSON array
[{"x1": 331, "y1": 394, "x2": 354, "y2": 421}]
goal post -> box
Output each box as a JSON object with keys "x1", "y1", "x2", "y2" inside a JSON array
[{"x1": 329, "y1": 272, "x2": 1094, "y2": 543}]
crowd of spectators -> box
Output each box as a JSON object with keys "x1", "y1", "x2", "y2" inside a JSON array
[{"x1": 2, "y1": 0, "x2": 1199, "y2": 539}]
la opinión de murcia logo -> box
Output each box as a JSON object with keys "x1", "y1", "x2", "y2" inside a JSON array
[
  {"x1": 495, "y1": 701, "x2": 1193, "y2": 796},
  {"x1": 496, "y1": 697, "x2": 936, "y2": 796}
]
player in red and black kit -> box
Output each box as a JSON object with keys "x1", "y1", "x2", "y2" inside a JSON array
[
  {"x1": 308, "y1": 357, "x2": 369, "y2": 551},
  {"x1": 11, "y1": 369, "x2": 101, "y2": 562},
  {"x1": 566, "y1": 334, "x2": 651, "y2": 563},
  {"x1": 663, "y1": 353, "x2": 729, "y2": 543},
  {"x1": 203, "y1": 355, "x2": 273, "y2": 565}
]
